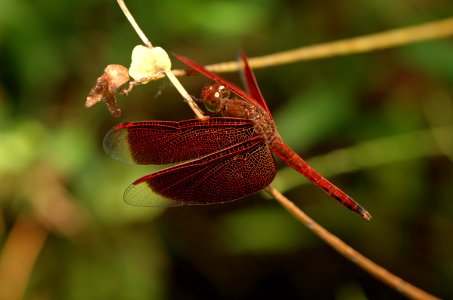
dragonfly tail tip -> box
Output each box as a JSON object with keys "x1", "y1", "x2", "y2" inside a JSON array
[{"x1": 358, "y1": 207, "x2": 372, "y2": 221}]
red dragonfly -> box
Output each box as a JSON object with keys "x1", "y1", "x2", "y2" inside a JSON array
[{"x1": 104, "y1": 53, "x2": 371, "y2": 220}]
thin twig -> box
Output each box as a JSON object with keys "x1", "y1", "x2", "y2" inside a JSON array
[
  {"x1": 116, "y1": 0, "x2": 152, "y2": 48},
  {"x1": 164, "y1": 70, "x2": 207, "y2": 119},
  {"x1": 116, "y1": 0, "x2": 206, "y2": 119},
  {"x1": 266, "y1": 186, "x2": 440, "y2": 300},
  {"x1": 171, "y1": 17, "x2": 453, "y2": 75}
]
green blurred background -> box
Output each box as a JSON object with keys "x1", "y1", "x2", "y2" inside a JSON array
[{"x1": 1, "y1": 0, "x2": 453, "y2": 299}]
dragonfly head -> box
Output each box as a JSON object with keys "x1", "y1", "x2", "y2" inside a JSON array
[{"x1": 201, "y1": 83, "x2": 230, "y2": 113}]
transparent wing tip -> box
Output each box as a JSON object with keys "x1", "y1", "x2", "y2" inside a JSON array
[{"x1": 124, "y1": 182, "x2": 184, "y2": 207}]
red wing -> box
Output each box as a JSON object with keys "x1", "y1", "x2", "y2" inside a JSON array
[
  {"x1": 123, "y1": 136, "x2": 277, "y2": 206},
  {"x1": 239, "y1": 52, "x2": 272, "y2": 116},
  {"x1": 103, "y1": 117, "x2": 254, "y2": 165},
  {"x1": 173, "y1": 53, "x2": 266, "y2": 110}
]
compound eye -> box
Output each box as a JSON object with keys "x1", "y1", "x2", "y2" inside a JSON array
[
  {"x1": 217, "y1": 85, "x2": 230, "y2": 98},
  {"x1": 201, "y1": 85, "x2": 216, "y2": 101},
  {"x1": 201, "y1": 84, "x2": 229, "y2": 113}
]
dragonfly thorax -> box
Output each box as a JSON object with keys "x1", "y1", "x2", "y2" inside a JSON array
[{"x1": 201, "y1": 83, "x2": 277, "y2": 145}]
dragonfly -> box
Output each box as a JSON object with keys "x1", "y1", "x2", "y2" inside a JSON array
[{"x1": 104, "y1": 53, "x2": 371, "y2": 220}]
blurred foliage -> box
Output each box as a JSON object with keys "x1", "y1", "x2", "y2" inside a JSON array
[{"x1": 1, "y1": 0, "x2": 453, "y2": 299}]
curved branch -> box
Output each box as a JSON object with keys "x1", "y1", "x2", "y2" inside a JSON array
[{"x1": 266, "y1": 186, "x2": 440, "y2": 300}]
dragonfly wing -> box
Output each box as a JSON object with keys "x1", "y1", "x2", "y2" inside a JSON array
[
  {"x1": 239, "y1": 52, "x2": 272, "y2": 116},
  {"x1": 124, "y1": 136, "x2": 277, "y2": 206},
  {"x1": 173, "y1": 53, "x2": 265, "y2": 109},
  {"x1": 104, "y1": 117, "x2": 254, "y2": 164}
]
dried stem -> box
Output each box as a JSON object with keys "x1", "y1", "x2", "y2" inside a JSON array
[
  {"x1": 266, "y1": 186, "x2": 440, "y2": 300},
  {"x1": 164, "y1": 70, "x2": 207, "y2": 119},
  {"x1": 116, "y1": 0, "x2": 206, "y2": 119},
  {"x1": 116, "y1": 0, "x2": 152, "y2": 48},
  {"x1": 171, "y1": 17, "x2": 453, "y2": 75}
]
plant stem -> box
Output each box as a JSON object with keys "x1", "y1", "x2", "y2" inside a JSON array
[
  {"x1": 116, "y1": 0, "x2": 206, "y2": 119},
  {"x1": 172, "y1": 17, "x2": 453, "y2": 75},
  {"x1": 267, "y1": 186, "x2": 440, "y2": 300}
]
